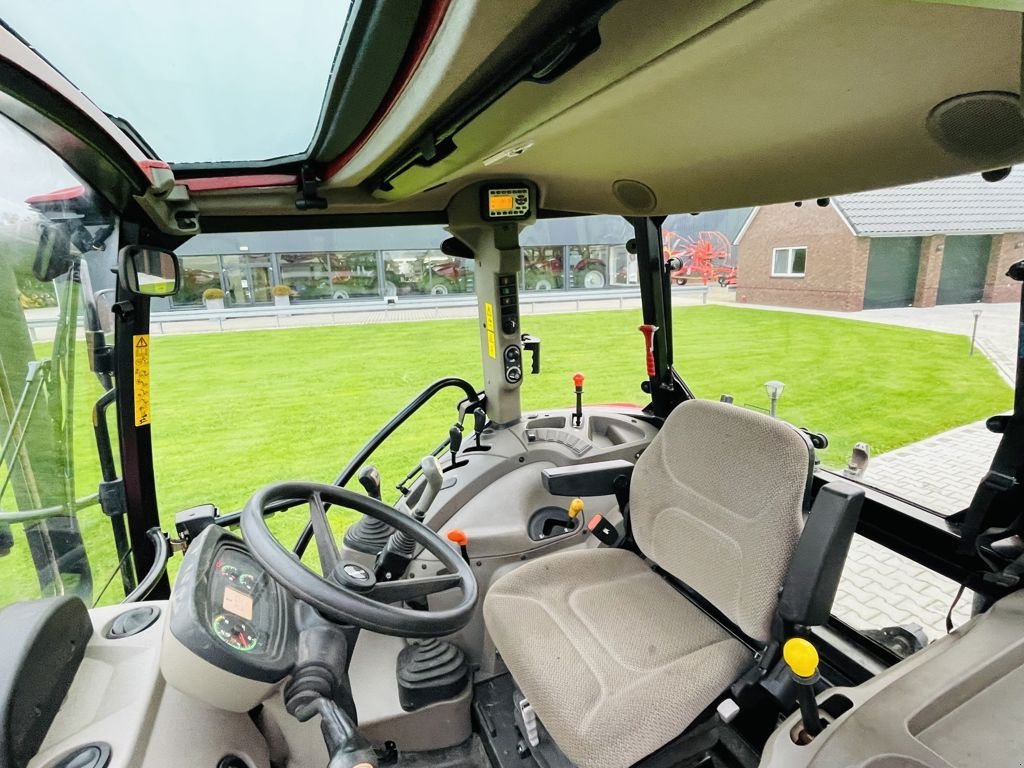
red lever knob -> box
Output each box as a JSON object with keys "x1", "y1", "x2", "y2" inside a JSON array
[
  {"x1": 447, "y1": 529, "x2": 468, "y2": 546},
  {"x1": 573, "y1": 372, "x2": 585, "y2": 389},
  {"x1": 638, "y1": 325, "x2": 658, "y2": 377}
]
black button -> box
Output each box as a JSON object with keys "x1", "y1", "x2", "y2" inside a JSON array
[{"x1": 106, "y1": 606, "x2": 161, "y2": 638}]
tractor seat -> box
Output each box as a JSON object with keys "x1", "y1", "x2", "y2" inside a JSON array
[{"x1": 483, "y1": 400, "x2": 814, "y2": 768}]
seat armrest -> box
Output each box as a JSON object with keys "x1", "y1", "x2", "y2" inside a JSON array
[
  {"x1": 778, "y1": 480, "x2": 864, "y2": 627},
  {"x1": 541, "y1": 460, "x2": 634, "y2": 498}
]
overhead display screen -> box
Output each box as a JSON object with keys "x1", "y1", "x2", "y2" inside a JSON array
[{"x1": 484, "y1": 186, "x2": 531, "y2": 220}]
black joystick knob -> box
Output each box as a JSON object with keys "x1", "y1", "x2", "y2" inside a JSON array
[
  {"x1": 357, "y1": 465, "x2": 382, "y2": 501},
  {"x1": 449, "y1": 424, "x2": 463, "y2": 465},
  {"x1": 473, "y1": 408, "x2": 487, "y2": 448},
  {"x1": 342, "y1": 465, "x2": 393, "y2": 554}
]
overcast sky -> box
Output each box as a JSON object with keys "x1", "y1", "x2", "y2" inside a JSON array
[{"x1": 0, "y1": 1, "x2": 352, "y2": 163}]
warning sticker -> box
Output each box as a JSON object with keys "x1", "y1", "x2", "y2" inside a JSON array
[
  {"x1": 133, "y1": 334, "x2": 151, "y2": 427},
  {"x1": 484, "y1": 302, "x2": 496, "y2": 358}
]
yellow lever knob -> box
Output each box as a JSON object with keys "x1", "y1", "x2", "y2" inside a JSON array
[
  {"x1": 783, "y1": 638, "x2": 819, "y2": 679},
  {"x1": 568, "y1": 498, "x2": 584, "y2": 519}
]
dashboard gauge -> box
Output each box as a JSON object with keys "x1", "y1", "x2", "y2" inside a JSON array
[
  {"x1": 212, "y1": 613, "x2": 259, "y2": 652},
  {"x1": 217, "y1": 563, "x2": 239, "y2": 581},
  {"x1": 238, "y1": 572, "x2": 257, "y2": 590}
]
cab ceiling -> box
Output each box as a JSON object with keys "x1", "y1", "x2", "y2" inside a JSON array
[{"x1": 192, "y1": 0, "x2": 1023, "y2": 220}]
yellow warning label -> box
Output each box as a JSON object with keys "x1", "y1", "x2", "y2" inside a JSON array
[
  {"x1": 133, "y1": 334, "x2": 151, "y2": 427},
  {"x1": 484, "y1": 302, "x2": 496, "y2": 359}
]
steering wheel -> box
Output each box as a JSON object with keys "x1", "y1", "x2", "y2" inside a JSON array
[{"x1": 241, "y1": 481, "x2": 477, "y2": 637}]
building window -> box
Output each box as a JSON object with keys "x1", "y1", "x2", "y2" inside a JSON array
[{"x1": 772, "y1": 246, "x2": 807, "y2": 277}]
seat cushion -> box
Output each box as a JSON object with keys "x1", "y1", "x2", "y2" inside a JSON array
[{"x1": 484, "y1": 548, "x2": 751, "y2": 768}]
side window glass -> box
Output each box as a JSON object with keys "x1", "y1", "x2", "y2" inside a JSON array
[{"x1": 0, "y1": 113, "x2": 125, "y2": 608}]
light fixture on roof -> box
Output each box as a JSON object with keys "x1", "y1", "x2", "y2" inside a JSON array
[
  {"x1": 483, "y1": 141, "x2": 534, "y2": 167},
  {"x1": 764, "y1": 380, "x2": 785, "y2": 417},
  {"x1": 239, "y1": 245, "x2": 249, "y2": 252}
]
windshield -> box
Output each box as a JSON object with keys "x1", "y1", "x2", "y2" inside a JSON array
[
  {"x1": 0, "y1": 114, "x2": 126, "y2": 609},
  {"x1": 0, "y1": 1, "x2": 354, "y2": 163}
]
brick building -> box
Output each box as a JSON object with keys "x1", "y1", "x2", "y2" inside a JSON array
[{"x1": 734, "y1": 172, "x2": 1024, "y2": 311}]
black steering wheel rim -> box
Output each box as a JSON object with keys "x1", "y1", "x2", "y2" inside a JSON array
[{"x1": 241, "y1": 481, "x2": 477, "y2": 637}]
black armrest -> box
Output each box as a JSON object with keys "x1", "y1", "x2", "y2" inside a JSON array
[
  {"x1": 778, "y1": 481, "x2": 864, "y2": 627},
  {"x1": 542, "y1": 460, "x2": 634, "y2": 498},
  {"x1": 0, "y1": 597, "x2": 92, "y2": 768}
]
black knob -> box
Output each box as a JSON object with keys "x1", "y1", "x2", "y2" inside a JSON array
[
  {"x1": 449, "y1": 424, "x2": 463, "y2": 458},
  {"x1": 357, "y1": 465, "x2": 382, "y2": 500}
]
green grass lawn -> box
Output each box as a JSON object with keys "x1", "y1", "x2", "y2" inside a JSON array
[{"x1": 2, "y1": 304, "x2": 1012, "y2": 606}]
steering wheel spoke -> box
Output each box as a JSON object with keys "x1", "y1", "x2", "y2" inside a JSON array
[
  {"x1": 242, "y1": 481, "x2": 477, "y2": 637},
  {"x1": 308, "y1": 491, "x2": 341, "y2": 577},
  {"x1": 368, "y1": 572, "x2": 462, "y2": 603}
]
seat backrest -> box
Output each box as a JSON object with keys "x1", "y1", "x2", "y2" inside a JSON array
[{"x1": 630, "y1": 399, "x2": 813, "y2": 641}]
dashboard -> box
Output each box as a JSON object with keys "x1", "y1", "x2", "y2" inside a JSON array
[{"x1": 167, "y1": 525, "x2": 296, "y2": 683}]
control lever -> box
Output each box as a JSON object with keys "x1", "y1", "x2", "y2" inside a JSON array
[
  {"x1": 377, "y1": 456, "x2": 445, "y2": 581},
  {"x1": 413, "y1": 455, "x2": 444, "y2": 519},
  {"x1": 342, "y1": 465, "x2": 396, "y2": 555},
  {"x1": 638, "y1": 324, "x2": 658, "y2": 378},
  {"x1": 783, "y1": 638, "x2": 824, "y2": 741},
  {"x1": 448, "y1": 424, "x2": 464, "y2": 466},
  {"x1": 572, "y1": 372, "x2": 585, "y2": 428},
  {"x1": 521, "y1": 334, "x2": 541, "y2": 374},
  {"x1": 472, "y1": 407, "x2": 487, "y2": 449},
  {"x1": 318, "y1": 698, "x2": 377, "y2": 768},
  {"x1": 285, "y1": 625, "x2": 376, "y2": 768},
  {"x1": 357, "y1": 465, "x2": 382, "y2": 500}
]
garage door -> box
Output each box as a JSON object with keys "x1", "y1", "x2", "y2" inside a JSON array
[
  {"x1": 936, "y1": 235, "x2": 991, "y2": 305},
  {"x1": 864, "y1": 237, "x2": 921, "y2": 309}
]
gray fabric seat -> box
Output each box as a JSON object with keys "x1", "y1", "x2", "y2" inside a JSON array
[{"x1": 484, "y1": 400, "x2": 813, "y2": 768}]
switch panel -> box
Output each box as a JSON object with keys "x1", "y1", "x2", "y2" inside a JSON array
[
  {"x1": 497, "y1": 273, "x2": 519, "y2": 334},
  {"x1": 504, "y1": 345, "x2": 523, "y2": 384}
]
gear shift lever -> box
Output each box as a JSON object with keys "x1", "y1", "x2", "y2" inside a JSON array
[
  {"x1": 376, "y1": 456, "x2": 444, "y2": 581},
  {"x1": 357, "y1": 465, "x2": 382, "y2": 500},
  {"x1": 341, "y1": 465, "x2": 394, "y2": 555}
]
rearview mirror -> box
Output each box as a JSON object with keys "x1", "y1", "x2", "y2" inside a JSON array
[{"x1": 118, "y1": 245, "x2": 181, "y2": 297}]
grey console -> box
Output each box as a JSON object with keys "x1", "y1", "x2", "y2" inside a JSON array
[
  {"x1": 392, "y1": 406, "x2": 657, "y2": 667},
  {"x1": 760, "y1": 590, "x2": 1024, "y2": 767}
]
